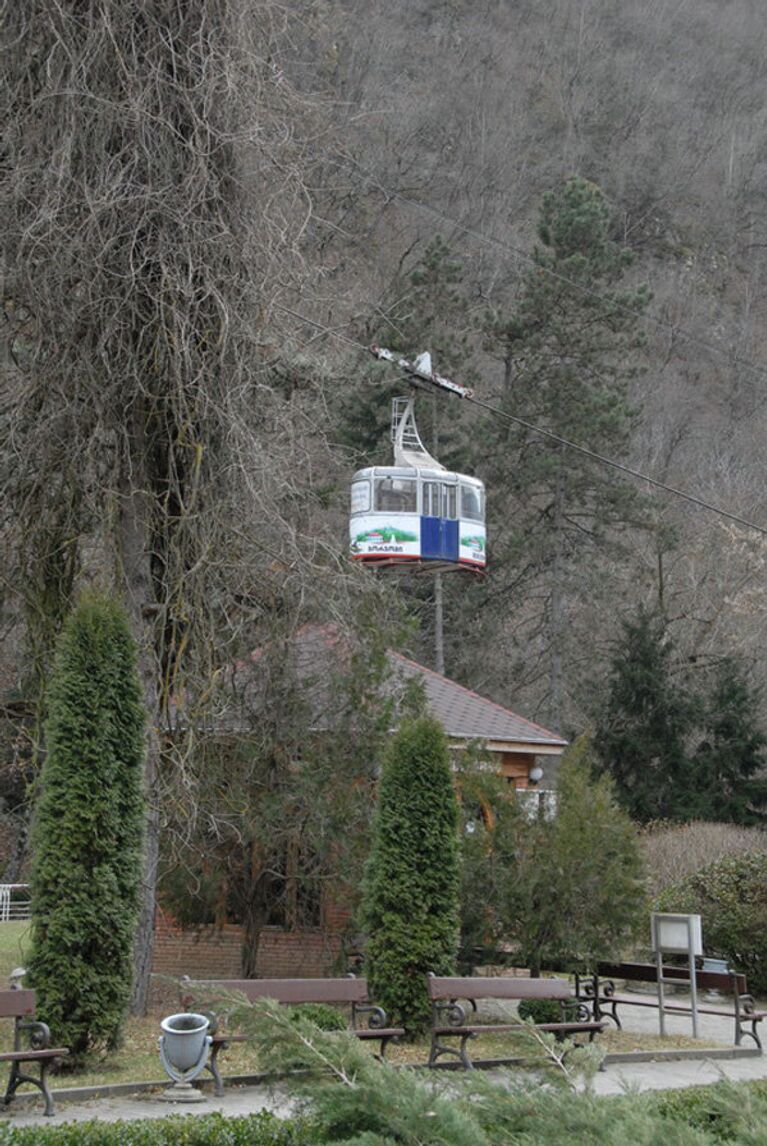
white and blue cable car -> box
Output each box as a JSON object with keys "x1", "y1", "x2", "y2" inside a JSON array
[{"x1": 350, "y1": 357, "x2": 486, "y2": 572}]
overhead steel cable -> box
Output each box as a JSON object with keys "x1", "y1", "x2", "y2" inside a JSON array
[
  {"x1": 324, "y1": 154, "x2": 767, "y2": 389},
  {"x1": 274, "y1": 302, "x2": 767, "y2": 540}
]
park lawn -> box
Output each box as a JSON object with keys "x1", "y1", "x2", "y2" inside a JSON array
[
  {"x1": 0, "y1": 935, "x2": 733, "y2": 1091},
  {"x1": 0, "y1": 921, "x2": 30, "y2": 983},
  {"x1": 0, "y1": 1013, "x2": 721, "y2": 1091},
  {"x1": 384, "y1": 1023, "x2": 718, "y2": 1065}
]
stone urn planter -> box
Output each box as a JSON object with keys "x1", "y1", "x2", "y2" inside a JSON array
[{"x1": 158, "y1": 1012, "x2": 212, "y2": 1102}]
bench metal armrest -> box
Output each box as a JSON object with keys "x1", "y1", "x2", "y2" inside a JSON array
[
  {"x1": 16, "y1": 1019, "x2": 52, "y2": 1051},
  {"x1": 738, "y1": 993, "x2": 758, "y2": 1017},
  {"x1": 434, "y1": 999, "x2": 474, "y2": 1027},
  {"x1": 353, "y1": 1003, "x2": 388, "y2": 1031},
  {"x1": 561, "y1": 1000, "x2": 592, "y2": 1024}
]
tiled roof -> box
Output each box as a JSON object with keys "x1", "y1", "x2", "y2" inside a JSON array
[
  {"x1": 388, "y1": 651, "x2": 567, "y2": 748},
  {"x1": 230, "y1": 623, "x2": 566, "y2": 750}
]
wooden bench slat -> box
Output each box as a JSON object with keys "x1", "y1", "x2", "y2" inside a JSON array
[
  {"x1": 184, "y1": 977, "x2": 369, "y2": 1005},
  {"x1": 0, "y1": 1049, "x2": 68, "y2": 1061},
  {"x1": 428, "y1": 976, "x2": 571, "y2": 1002},
  {"x1": 0, "y1": 991, "x2": 35, "y2": 1019},
  {"x1": 353, "y1": 1028, "x2": 402, "y2": 1039},
  {"x1": 433, "y1": 1031, "x2": 600, "y2": 1040},
  {"x1": 596, "y1": 963, "x2": 747, "y2": 995},
  {"x1": 180, "y1": 975, "x2": 404, "y2": 1096}
]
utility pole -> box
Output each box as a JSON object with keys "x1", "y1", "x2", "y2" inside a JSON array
[
  {"x1": 433, "y1": 390, "x2": 445, "y2": 675},
  {"x1": 434, "y1": 572, "x2": 445, "y2": 675}
]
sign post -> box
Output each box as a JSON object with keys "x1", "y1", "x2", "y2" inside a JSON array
[{"x1": 651, "y1": 912, "x2": 703, "y2": 1038}]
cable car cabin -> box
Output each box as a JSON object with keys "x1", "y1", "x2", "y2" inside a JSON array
[{"x1": 349, "y1": 466, "x2": 486, "y2": 572}]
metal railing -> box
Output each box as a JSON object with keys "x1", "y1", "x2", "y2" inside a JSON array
[
  {"x1": 0, "y1": 884, "x2": 31, "y2": 922},
  {"x1": 516, "y1": 788, "x2": 558, "y2": 821}
]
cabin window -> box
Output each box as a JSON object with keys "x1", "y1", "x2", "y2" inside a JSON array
[
  {"x1": 350, "y1": 480, "x2": 370, "y2": 514},
  {"x1": 460, "y1": 484, "x2": 483, "y2": 522},
  {"x1": 423, "y1": 481, "x2": 441, "y2": 516},
  {"x1": 375, "y1": 477, "x2": 417, "y2": 512},
  {"x1": 442, "y1": 484, "x2": 457, "y2": 520}
]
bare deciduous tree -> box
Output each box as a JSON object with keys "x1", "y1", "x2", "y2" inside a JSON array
[{"x1": 2, "y1": 0, "x2": 392, "y2": 1011}]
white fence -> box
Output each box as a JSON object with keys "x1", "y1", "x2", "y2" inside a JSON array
[{"x1": 0, "y1": 884, "x2": 31, "y2": 922}]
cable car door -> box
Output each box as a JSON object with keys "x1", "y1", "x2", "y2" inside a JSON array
[{"x1": 421, "y1": 482, "x2": 458, "y2": 562}]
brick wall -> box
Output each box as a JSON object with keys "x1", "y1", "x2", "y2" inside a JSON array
[
  {"x1": 257, "y1": 928, "x2": 343, "y2": 977},
  {"x1": 151, "y1": 913, "x2": 243, "y2": 978},
  {"x1": 151, "y1": 912, "x2": 347, "y2": 985}
]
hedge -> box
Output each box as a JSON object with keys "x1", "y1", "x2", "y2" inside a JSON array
[
  {"x1": 0, "y1": 1111, "x2": 312, "y2": 1146},
  {"x1": 655, "y1": 850, "x2": 767, "y2": 995}
]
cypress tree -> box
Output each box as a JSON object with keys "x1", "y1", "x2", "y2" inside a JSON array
[
  {"x1": 361, "y1": 715, "x2": 460, "y2": 1033},
  {"x1": 28, "y1": 594, "x2": 145, "y2": 1058}
]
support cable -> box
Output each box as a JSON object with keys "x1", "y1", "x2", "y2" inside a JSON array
[{"x1": 275, "y1": 303, "x2": 767, "y2": 540}]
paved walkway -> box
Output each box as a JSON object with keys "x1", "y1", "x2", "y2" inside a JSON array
[{"x1": 1, "y1": 990, "x2": 765, "y2": 1128}]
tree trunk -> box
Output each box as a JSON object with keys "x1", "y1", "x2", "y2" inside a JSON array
[
  {"x1": 434, "y1": 573, "x2": 445, "y2": 675},
  {"x1": 117, "y1": 414, "x2": 163, "y2": 1016},
  {"x1": 549, "y1": 464, "x2": 566, "y2": 732}
]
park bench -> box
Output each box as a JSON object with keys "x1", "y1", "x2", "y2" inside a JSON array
[
  {"x1": 574, "y1": 962, "x2": 764, "y2": 1049},
  {"x1": 426, "y1": 974, "x2": 604, "y2": 1069},
  {"x1": 0, "y1": 989, "x2": 69, "y2": 1117},
  {"x1": 180, "y1": 974, "x2": 404, "y2": 1095}
]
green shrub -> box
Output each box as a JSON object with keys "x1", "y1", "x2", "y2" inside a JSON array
[
  {"x1": 27, "y1": 594, "x2": 146, "y2": 1059},
  {"x1": 0, "y1": 1111, "x2": 313, "y2": 1145},
  {"x1": 640, "y1": 820, "x2": 767, "y2": 898},
  {"x1": 517, "y1": 997, "x2": 563, "y2": 1025},
  {"x1": 360, "y1": 716, "x2": 460, "y2": 1034},
  {"x1": 656, "y1": 1080, "x2": 767, "y2": 1140},
  {"x1": 655, "y1": 851, "x2": 767, "y2": 995},
  {"x1": 288, "y1": 1002, "x2": 347, "y2": 1031}
]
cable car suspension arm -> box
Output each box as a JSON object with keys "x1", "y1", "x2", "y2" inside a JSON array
[{"x1": 370, "y1": 346, "x2": 474, "y2": 399}]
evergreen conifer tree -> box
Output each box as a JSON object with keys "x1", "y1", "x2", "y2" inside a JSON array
[
  {"x1": 28, "y1": 594, "x2": 145, "y2": 1057},
  {"x1": 459, "y1": 738, "x2": 644, "y2": 975},
  {"x1": 690, "y1": 657, "x2": 767, "y2": 824},
  {"x1": 339, "y1": 235, "x2": 475, "y2": 466},
  {"x1": 361, "y1": 715, "x2": 460, "y2": 1033},
  {"x1": 482, "y1": 177, "x2": 650, "y2": 728},
  {"x1": 595, "y1": 607, "x2": 695, "y2": 822}
]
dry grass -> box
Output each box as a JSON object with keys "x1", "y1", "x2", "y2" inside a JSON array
[
  {"x1": 0, "y1": 1012, "x2": 717, "y2": 1090},
  {"x1": 0, "y1": 929, "x2": 729, "y2": 1090},
  {"x1": 0, "y1": 921, "x2": 30, "y2": 983},
  {"x1": 641, "y1": 821, "x2": 767, "y2": 897}
]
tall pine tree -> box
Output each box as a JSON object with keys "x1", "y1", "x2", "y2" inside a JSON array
[
  {"x1": 689, "y1": 657, "x2": 767, "y2": 824},
  {"x1": 595, "y1": 606, "x2": 695, "y2": 822},
  {"x1": 483, "y1": 177, "x2": 650, "y2": 728}
]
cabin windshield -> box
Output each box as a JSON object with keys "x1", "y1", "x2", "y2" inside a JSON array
[
  {"x1": 375, "y1": 476, "x2": 417, "y2": 512},
  {"x1": 460, "y1": 484, "x2": 484, "y2": 522},
  {"x1": 350, "y1": 481, "x2": 370, "y2": 514}
]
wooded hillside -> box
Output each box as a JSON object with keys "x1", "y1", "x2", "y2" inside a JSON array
[
  {"x1": 282, "y1": 0, "x2": 767, "y2": 727},
  {"x1": 2, "y1": 0, "x2": 767, "y2": 950}
]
